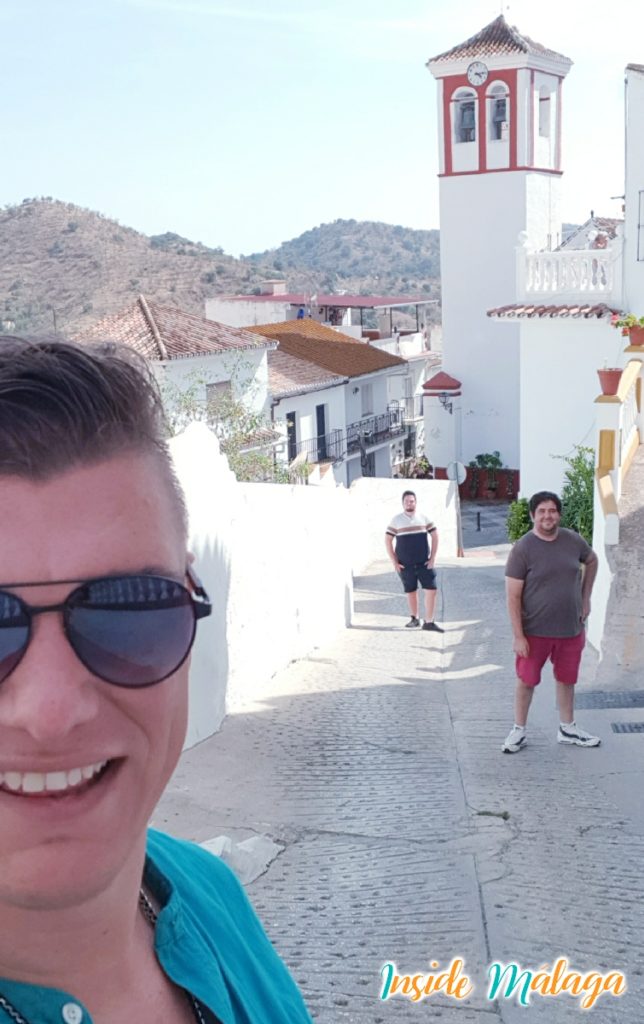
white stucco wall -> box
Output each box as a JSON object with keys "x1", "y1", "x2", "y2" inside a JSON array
[
  {"x1": 588, "y1": 478, "x2": 615, "y2": 654},
  {"x1": 349, "y1": 477, "x2": 458, "y2": 574},
  {"x1": 518, "y1": 318, "x2": 625, "y2": 497},
  {"x1": 424, "y1": 396, "x2": 460, "y2": 467},
  {"x1": 224, "y1": 481, "x2": 354, "y2": 710},
  {"x1": 206, "y1": 297, "x2": 292, "y2": 328},
  {"x1": 343, "y1": 369, "x2": 402, "y2": 423},
  {"x1": 169, "y1": 424, "x2": 237, "y2": 748},
  {"x1": 170, "y1": 423, "x2": 458, "y2": 743},
  {"x1": 439, "y1": 169, "x2": 564, "y2": 469},
  {"x1": 160, "y1": 349, "x2": 269, "y2": 418},
  {"x1": 624, "y1": 67, "x2": 644, "y2": 314}
]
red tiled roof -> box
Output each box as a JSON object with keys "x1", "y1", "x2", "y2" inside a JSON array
[
  {"x1": 75, "y1": 296, "x2": 274, "y2": 360},
  {"x1": 268, "y1": 349, "x2": 345, "y2": 398},
  {"x1": 219, "y1": 292, "x2": 430, "y2": 309},
  {"x1": 246, "y1": 320, "x2": 406, "y2": 378},
  {"x1": 487, "y1": 303, "x2": 618, "y2": 320},
  {"x1": 248, "y1": 319, "x2": 364, "y2": 346},
  {"x1": 428, "y1": 15, "x2": 571, "y2": 65},
  {"x1": 423, "y1": 371, "x2": 462, "y2": 390}
]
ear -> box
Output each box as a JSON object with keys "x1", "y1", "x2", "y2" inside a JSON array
[{"x1": 186, "y1": 551, "x2": 196, "y2": 566}]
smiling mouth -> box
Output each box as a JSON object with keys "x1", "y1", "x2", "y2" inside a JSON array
[{"x1": 0, "y1": 760, "x2": 112, "y2": 798}]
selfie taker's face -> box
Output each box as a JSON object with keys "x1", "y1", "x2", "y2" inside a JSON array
[{"x1": 0, "y1": 453, "x2": 189, "y2": 909}]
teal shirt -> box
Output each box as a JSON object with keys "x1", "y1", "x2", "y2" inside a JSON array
[{"x1": 0, "y1": 829, "x2": 313, "y2": 1023}]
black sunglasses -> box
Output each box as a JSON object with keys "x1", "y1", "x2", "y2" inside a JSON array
[{"x1": 0, "y1": 568, "x2": 212, "y2": 688}]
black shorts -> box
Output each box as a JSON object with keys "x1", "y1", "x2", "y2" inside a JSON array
[{"x1": 398, "y1": 564, "x2": 437, "y2": 593}]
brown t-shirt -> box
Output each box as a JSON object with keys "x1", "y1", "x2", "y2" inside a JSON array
[{"x1": 505, "y1": 528, "x2": 593, "y2": 638}]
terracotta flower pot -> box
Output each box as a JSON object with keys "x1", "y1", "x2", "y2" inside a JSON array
[
  {"x1": 628, "y1": 325, "x2": 644, "y2": 346},
  {"x1": 597, "y1": 368, "x2": 622, "y2": 396}
]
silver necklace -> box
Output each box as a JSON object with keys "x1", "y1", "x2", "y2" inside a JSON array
[{"x1": 0, "y1": 891, "x2": 208, "y2": 1024}]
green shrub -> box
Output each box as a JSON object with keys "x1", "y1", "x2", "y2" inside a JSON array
[
  {"x1": 507, "y1": 498, "x2": 531, "y2": 542},
  {"x1": 558, "y1": 445, "x2": 594, "y2": 544}
]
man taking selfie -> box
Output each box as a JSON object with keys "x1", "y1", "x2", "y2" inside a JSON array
[{"x1": 0, "y1": 337, "x2": 312, "y2": 1024}]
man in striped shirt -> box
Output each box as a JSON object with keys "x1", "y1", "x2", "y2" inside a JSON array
[{"x1": 385, "y1": 490, "x2": 443, "y2": 632}]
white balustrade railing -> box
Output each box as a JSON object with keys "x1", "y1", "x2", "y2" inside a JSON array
[
  {"x1": 621, "y1": 378, "x2": 639, "y2": 474},
  {"x1": 519, "y1": 249, "x2": 621, "y2": 302},
  {"x1": 524, "y1": 248, "x2": 614, "y2": 294}
]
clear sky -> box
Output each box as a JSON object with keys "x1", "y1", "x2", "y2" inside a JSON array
[{"x1": 2, "y1": 0, "x2": 642, "y2": 255}]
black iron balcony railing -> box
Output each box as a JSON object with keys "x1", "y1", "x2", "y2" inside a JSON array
[
  {"x1": 346, "y1": 408, "x2": 406, "y2": 454},
  {"x1": 292, "y1": 428, "x2": 345, "y2": 464},
  {"x1": 290, "y1": 409, "x2": 407, "y2": 466}
]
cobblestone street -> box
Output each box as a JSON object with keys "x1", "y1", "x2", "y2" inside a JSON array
[{"x1": 155, "y1": 501, "x2": 644, "y2": 1023}]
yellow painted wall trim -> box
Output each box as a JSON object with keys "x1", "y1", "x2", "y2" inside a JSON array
[
  {"x1": 617, "y1": 361, "x2": 642, "y2": 402},
  {"x1": 596, "y1": 469, "x2": 618, "y2": 516},
  {"x1": 598, "y1": 430, "x2": 615, "y2": 471}
]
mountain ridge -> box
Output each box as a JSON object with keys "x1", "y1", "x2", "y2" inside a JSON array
[{"x1": 0, "y1": 198, "x2": 443, "y2": 335}]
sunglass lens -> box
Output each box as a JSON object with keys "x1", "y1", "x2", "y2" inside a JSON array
[
  {"x1": 66, "y1": 576, "x2": 197, "y2": 687},
  {"x1": 0, "y1": 592, "x2": 30, "y2": 683}
]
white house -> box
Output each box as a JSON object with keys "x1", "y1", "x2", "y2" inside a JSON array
[
  {"x1": 76, "y1": 294, "x2": 276, "y2": 424},
  {"x1": 206, "y1": 279, "x2": 436, "y2": 338},
  {"x1": 208, "y1": 284, "x2": 438, "y2": 472},
  {"x1": 244, "y1": 318, "x2": 418, "y2": 486},
  {"x1": 483, "y1": 64, "x2": 644, "y2": 498}
]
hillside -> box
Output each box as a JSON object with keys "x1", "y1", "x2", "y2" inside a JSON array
[
  {"x1": 248, "y1": 219, "x2": 441, "y2": 300},
  {"x1": 0, "y1": 199, "x2": 442, "y2": 335}
]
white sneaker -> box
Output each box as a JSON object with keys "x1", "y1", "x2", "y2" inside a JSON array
[
  {"x1": 557, "y1": 723, "x2": 601, "y2": 747},
  {"x1": 502, "y1": 725, "x2": 527, "y2": 753}
]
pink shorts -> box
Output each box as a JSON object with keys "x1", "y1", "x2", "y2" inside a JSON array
[{"x1": 516, "y1": 632, "x2": 585, "y2": 687}]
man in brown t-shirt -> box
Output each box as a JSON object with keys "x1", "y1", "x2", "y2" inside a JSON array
[{"x1": 502, "y1": 491, "x2": 600, "y2": 753}]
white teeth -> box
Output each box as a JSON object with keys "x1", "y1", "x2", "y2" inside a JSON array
[
  {"x1": 45, "y1": 772, "x2": 69, "y2": 792},
  {"x1": 0, "y1": 761, "x2": 108, "y2": 795},
  {"x1": 3, "y1": 772, "x2": 22, "y2": 792},
  {"x1": 22, "y1": 773, "x2": 46, "y2": 794}
]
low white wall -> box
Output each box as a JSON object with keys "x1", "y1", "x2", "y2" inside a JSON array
[
  {"x1": 170, "y1": 424, "x2": 458, "y2": 745},
  {"x1": 348, "y1": 477, "x2": 458, "y2": 574},
  {"x1": 519, "y1": 318, "x2": 624, "y2": 497},
  {"x1": 225, "y1": 481, "x2": 353, "y2": 710},
  {"x1": 170, "y1": 424, "x2": 236, "y2": 748},
  {"x1": 587, "y1": 479, "x2": 614, "y2": 653}
]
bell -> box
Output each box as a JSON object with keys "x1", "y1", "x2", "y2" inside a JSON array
[{"x1": 461, "y1": 106, "x2": 475, "y2": 128}]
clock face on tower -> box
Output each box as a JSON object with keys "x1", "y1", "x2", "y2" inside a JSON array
[{"x1": 466, "y1": 61, "x2": 488, "y2": 86}]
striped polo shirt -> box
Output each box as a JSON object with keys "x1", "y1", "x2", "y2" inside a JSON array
[{"x1": 386, "y1": 511, "x2": 436, "y2": 566}]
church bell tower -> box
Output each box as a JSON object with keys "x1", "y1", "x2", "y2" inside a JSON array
[{"x1": 426, "y1": 16, "x2": 572, "y2": 470}]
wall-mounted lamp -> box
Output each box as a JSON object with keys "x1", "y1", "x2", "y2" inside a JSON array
[
  {"x1": 438, "y1": 392, "x2": 453, "y2": 415},
  {"x1": 352, "y1": 386, "x2": 360, "y2": 394}
]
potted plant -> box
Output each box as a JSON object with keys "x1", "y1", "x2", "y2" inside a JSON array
[
  {"x1": 597, "y1": 365, "x2": 622, "y2": 396},
  {"x1": 610, "y1": 313, "x2": 644, "y2": 346},
  {"x1": 470, "y1": 451, "x2": 503, "y2": 498}
]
